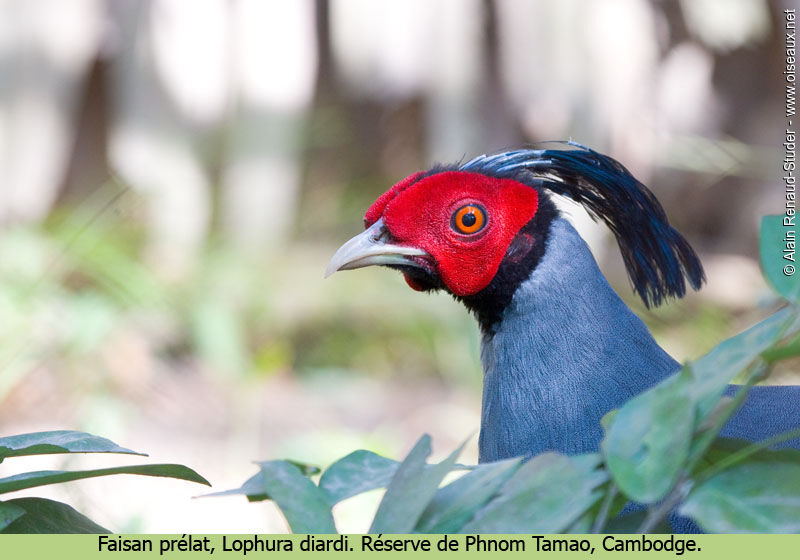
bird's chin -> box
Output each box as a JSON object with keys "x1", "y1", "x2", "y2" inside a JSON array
[
  {"x1": 403, "y1": 273, "x2": 434, "y2": 292},
  {"x1": 390, "y1": 264, "x2": 441, "y2": 292}
]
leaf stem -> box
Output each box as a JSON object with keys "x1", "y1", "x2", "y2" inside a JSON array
[
  {"x1": 695, "y1": 427, "x2": 800, "y2": 484},
  {"x1": 634, "y1": 360, "x2": 770, "y2": 533},
  {"x1": 761, "y1": 341, "x2": 800, "y2": 363},
  {"x1": 636, "y1": 480, "x2": 692, "y2": 534},
  {"x1": 590, "y1": 482, "x2": 618, "y2": 534},
  {"x1": 684, "y1": 361, "x2": 768, "y2": 474}
]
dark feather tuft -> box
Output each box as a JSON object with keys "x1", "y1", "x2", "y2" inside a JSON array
[{"x1": 459, "y1": 142, "x2": 705, "y2": 307}]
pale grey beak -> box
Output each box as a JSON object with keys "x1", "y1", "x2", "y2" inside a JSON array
[{"x1": 325, "y1": 218, "x2": 429, "y2": 277}]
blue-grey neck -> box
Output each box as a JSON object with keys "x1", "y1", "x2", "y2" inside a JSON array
[{"x1": 478, "y1": 218, "x2": 680, "y2": 462}]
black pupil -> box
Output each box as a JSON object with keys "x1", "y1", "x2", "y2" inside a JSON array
[{"x1": 462, "y1": 212, "x2": 477, "y2": 227}]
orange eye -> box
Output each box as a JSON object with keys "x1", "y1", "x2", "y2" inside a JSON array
[{"x1": 452, "y1": 205, "x2": 486, "y2": 234}]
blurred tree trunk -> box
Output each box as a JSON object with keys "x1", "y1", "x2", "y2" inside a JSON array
[
  {"x1": 0, "y1": 0, "x2": 102, "y2": 225},
  {"x1": 107, "y1": 0, "x2": 217, "y2": 274},
  {"x1": 219, "y1": 0, "x2": 317, "y2": 253}
]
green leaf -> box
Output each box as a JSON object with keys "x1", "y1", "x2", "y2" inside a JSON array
[
  {"x1": 319, "y1": 450, "x2": 399, "y2": 505},
  {"x1": 415, "y1": 457, "x2": 523, "y2": 533},
  {"x1": 0, "y1": 498, "x2": 109, "y2": 534},
  {"x1": 692, "y1": 438, "x2": 751, "y2": 473},
  {"x1": 461, "y1": 453, "x2": 607, "y2": 533},
  {"x1": 680, "y1": 450, "x2": 800, "y2": 533},
  {"x1": 689, "y1": 308, "x2": 800, "y2": 419},
  {"x1": 695, "y1": 396, "x2": 735, "y2": 432},
  {"x1": 206, "y1": 453, "x2": 377, "y2": 505},
  {"x1": 695, "y1": 428, "x2": 800, "y2": 483},
  {"x1": 760, "y1": 216, "x2": 800, "y2": 303},
  {"x1": 254, "y1": 461, "x2": 336, "y2": 533},
  {"x1": 578, "y1": 481, "x2": 629, "y2": 533},
  {"x1": 600, "y1": 409, "x2": 619, "y2": 432},
  {"x1": 0, "y1": 501, "x2": 25, "y2": 530},
  {"x1": 685, "y1": 377, "x2": 765, "y2": 472},
  {"x1": 0, "y1": 431, "x2": 144, "y2": 460},
  {"x1": 201, "y1": 471, "x2": 271, "y2": 502},
  {"x1": 762, "y1": 339, "x2": 800, "y2": 363},
  {"x1": 369, "y1": 435, "x2": 464, "y2": 533},
  {"x1": 0, "y1": 464, "x2": 210, "y2": 495},
  {"x1": 565, "y1": 511, "x2": 594, "y2": 533},
  {"x1": 602, "y1": 374, "x2": 694, "y2": 503}
]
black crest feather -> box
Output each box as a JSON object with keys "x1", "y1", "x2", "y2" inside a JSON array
[{"x1": 459, "y1": 141, "x2": 705, "y2": 307}]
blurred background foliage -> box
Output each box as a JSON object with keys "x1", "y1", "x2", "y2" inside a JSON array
[{"x1": 0, "y1": 0, "x2": 795, "y2": 532}]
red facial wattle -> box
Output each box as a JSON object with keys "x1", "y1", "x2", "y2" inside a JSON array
[{"x1": 363, "y1": 171, "x2": 540, "y2": 296}]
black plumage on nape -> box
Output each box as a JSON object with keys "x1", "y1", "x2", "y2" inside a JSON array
[{"x1": 459, "y1": 142, "x2": 706, "y2": 308}]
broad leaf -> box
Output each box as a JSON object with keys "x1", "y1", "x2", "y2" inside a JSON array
[
  {"x1": 565, "y1": 511, "x2": 594, "y2": 533},
  {"x1": 694, "y1": 396, "x2": 735, "y2": 432},
  {"x1": 0, "y1": 501, "x2": 25, "y2": 530},
  {"x1": 603, "y1": 374, "x2": 694, "y2": 503},
  {"x1": 600, "y1": 409, "x2": 619, "y2": 432},
  {"x1": 204, "y1": 461, "x2": 337, "y2": 530},
  {"x1": 573, "y1": 482, "x2": 629, "y2": 533},
  {"x1": 206, "y1": 452, "x2": 393, "y2": 505},
  {"x1": 760, "y1": 216, "x2": 800, "y2": 304},
  {"x1": 415, "y1": 457, "x2": 522, "y2": 533},
  {"x1": 680, "y1": 450, "x2": 800, "y2": 533},
  {"x1": 254, "y1": 461, "x2": 336, "y2": 533},
  {"x1": 0, "y1": 464, "x2": 210, "y2": 495},
  {"x1": 0, "y1": 498, "x2": 109, "y2": 534},
  {"x1": 461, "y1": 453, "x2": 607, "y2": 533},
  {"x1": 692, "y1": 437, "x2": 751, "y2": 473},
  {"x1": 369, "y1": 435, "x2": 464, "y2": 533},
  {"x1": 319, "y1": 450, "x2": 399, "y2": 505},
  {"x1": 762, "y1": 339, "x2": 800, "y2": 363},
  {"x1": 202, "y1": 471, "x2": 271, "y2": 502},
  {"x1": 0, "y1": 431, "x2": 143, "y2": 460},
  {"x1": 689, "y1": 308, "x2": 800, "y2": 420}
]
